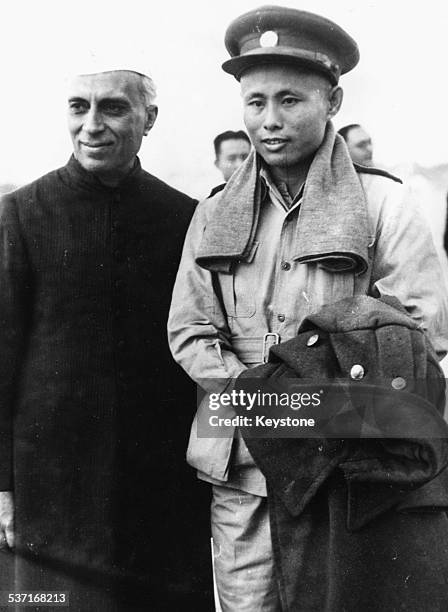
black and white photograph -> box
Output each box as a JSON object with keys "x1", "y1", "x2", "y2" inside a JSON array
[{"x1": 1, "y1": 1, "x2": 448, "y2": 610}]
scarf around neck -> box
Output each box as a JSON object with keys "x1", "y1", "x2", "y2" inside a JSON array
[{"x1": 196, "y1": 122, "x2": 370, "y2": 275}]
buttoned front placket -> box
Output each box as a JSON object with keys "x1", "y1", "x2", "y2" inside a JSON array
[
  {"x1": 222, "y1": 177, "x2": 308, "y2": 495},
  {"x1": 230, "y1": 172, "x2": 309, "y2": 353},
  {"x1": 265, "y1": 180, "x2": 304, "y2": 338},
  {"x1": 221, "y1": 170, "x2": 314, "y2": 375}
]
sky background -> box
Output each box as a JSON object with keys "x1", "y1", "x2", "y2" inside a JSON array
[{"x1": 1, "y1": 0, "x2": 448, "y2": 198}]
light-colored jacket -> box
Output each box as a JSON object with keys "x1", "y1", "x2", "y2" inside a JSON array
[{"x1": 168, "y1": 170, "x2": 448, "y2": 483}]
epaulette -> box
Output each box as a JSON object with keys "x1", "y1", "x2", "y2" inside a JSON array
[{"x1": 354, "y1": 163, "x2": 402, "y2": 184}]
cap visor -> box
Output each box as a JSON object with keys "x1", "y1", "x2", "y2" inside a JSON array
[{"x1": 222, "y1": 52, "x2": 338, "y2": 83}]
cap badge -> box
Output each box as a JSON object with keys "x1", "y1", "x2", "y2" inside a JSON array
[{"x1": 259, "y1": 30, "x2": 278, "y2": 48}]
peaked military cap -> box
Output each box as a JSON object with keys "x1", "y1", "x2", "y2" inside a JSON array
[{"x1": 222, "y1": 5, "x2": 359, "y2": 84}]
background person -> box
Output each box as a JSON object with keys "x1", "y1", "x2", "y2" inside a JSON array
[
  {"x1": 338, "y1": 123, "x2": 374, "y2": 166},
  {"x1": 209, "y1": 129, "x2": 251, "y2": 196}
]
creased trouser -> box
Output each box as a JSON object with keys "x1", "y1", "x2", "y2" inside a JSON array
[{"x1": 211, "y1": 485, "x2": 281, "y2": 612}]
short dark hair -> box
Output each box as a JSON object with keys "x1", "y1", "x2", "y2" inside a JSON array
[
  {"x1": 214, "y1": 130, "x2": 250, "y2": 157},
  {"x1": 338, "y1": 124, "x2": 361, "y2": 142}
]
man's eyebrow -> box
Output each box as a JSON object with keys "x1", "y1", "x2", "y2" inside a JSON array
[
  {"x1": 243, "y1": 88, "x2": 302, "y2": 99},
  {"x1": 242, "y1": 91, "x2": 266, "y2": 99},
  {"x1": 67, "y1": 96, "x2": 131, "y2": 105},
  {"x1": 99, "y1": 96, "x2": 131, "y2": 105},
  {"x1": 276, "y1": 88, "x2": 303, "y2": 97},
  {"x1": 68, "y1": 96, "x2": 87, "y2": 103}
]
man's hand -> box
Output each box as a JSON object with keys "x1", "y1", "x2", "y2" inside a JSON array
[{"x1": 0, "y1": 491, "x2": 14, "y2": 549}]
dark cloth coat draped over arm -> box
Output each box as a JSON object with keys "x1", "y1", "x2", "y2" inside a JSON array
[{"x1": 235, "y1": 295, "x2": 448, "y2": 611}]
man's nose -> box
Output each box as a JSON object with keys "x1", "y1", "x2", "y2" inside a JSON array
[
  {"x1": 83, "y1": 108, "x2": 104, "y2": 134},
  {"x1": 263, "y1": 102, "x2": 282, "y2": 131}
]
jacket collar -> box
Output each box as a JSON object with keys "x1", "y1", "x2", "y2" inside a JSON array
[
  {"x1": 61, "y1": 154, "x2": 143, "y2": 193},
  {"x1": 259, "y1": 165, "x2": 305, "y2": 210}
]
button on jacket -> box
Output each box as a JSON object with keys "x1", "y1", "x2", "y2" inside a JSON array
[
  {"x1": 0, "y1": 156, "x2": 212, "y2": 606},
  {"x1": 168, "y1": 167, "x2": 448, "y2": 485}
]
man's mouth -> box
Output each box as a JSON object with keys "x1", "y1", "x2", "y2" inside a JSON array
[
  {"x1": 80, "y1": 142, "x2": 114, "y2": 149},
  {"x1": 261, "y1": 138, "x2": 288, "y2": 151}
]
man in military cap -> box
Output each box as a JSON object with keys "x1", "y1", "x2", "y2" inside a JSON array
[
  {"x1": 0, "y1": 65, "x2": 212, "y2": 610},
  {"x1": 169, "y1": 5, "x2": 448, "y2": 610}
]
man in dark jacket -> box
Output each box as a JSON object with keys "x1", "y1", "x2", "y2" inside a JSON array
[{"x1": 0, "y1": 66, "x2": 212, "y2": 610}]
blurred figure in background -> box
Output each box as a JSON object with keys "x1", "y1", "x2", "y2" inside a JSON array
[
  {"x1": 338, "y1": 123, "x2": 374, "y2": 166},
  {"x1": 209, "y1": 129, "x2": 251, "y2": 196}
]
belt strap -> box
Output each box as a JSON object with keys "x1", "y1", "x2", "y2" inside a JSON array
[{"x1": 232, "y1": 333, "x2": 281, "y2": 365}]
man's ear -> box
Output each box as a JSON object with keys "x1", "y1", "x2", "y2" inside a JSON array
[
  {"x1": 143, "y1": 105, "x2": 158, "y2": 136},
  {"x1": 327, "y1": 86, "x2": 343, "y2": 119}
]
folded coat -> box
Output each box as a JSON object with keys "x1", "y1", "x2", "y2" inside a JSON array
[{"x1": 236, "y1": 296, "x2": 448, "y2": 611}]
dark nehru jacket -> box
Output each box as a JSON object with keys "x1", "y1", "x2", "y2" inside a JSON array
[{"x1": 0, "y1": 156, "x2": 211, "y2": 608}]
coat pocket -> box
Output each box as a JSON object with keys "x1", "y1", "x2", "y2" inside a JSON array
[{"x1": 218, "y1": 243, "x2": 259, "y2": 318}]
